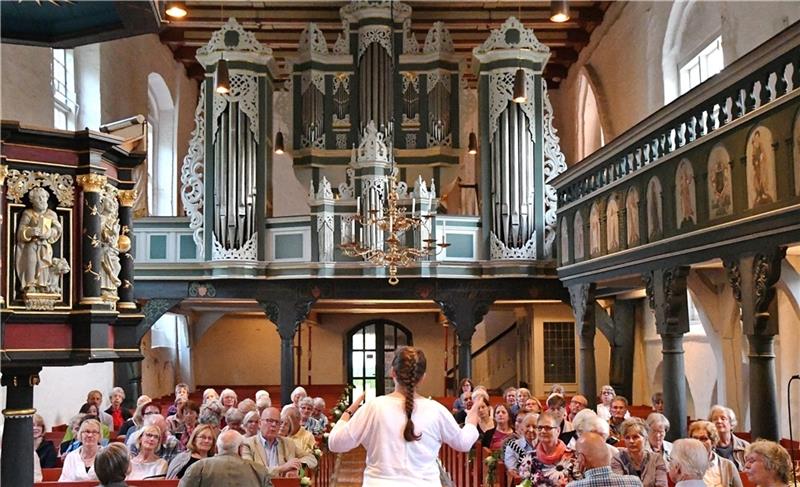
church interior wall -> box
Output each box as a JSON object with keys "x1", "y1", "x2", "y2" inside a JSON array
[
  {"x1": 0, "y1": 43, "x2": 57, "y2": 127},
  {"x1": 776, "y1": 268, "x2": 800, "y2": 438},
  {"x1": 471, "y1": 308, "x2": 519, "y2": 392}
]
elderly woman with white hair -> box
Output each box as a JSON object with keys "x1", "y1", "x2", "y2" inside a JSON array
[
  {"x1": 568, "y1": 408, "x2": 618, "y2": 456},
  {"x1": 647, "y1": 413, "x2": 672, "y2": 463},
  {"x1": 290, "y1": 386, "x2": 307, "y2": 408},
  {"x1": 669, "y1": 439, "x2": 711, "y2": 487},
  {"x1": 105, "y1": 386, "x2": 131, "y2": 432},
  {"x1": 312, "y1": 397, "x2": 329, "y2": 433},
  {"x1": 688, "y1": 420, "x2": 743, "y2": 487},
  {"x1": 708, "y1": 405, "x2": 749, "y2": 470},
  {"x1": 299, "y1": 397, "x2": 323, "y2": 435}
]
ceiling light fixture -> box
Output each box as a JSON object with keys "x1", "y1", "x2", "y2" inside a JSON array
[
  {"x1": 165, "y1": 1, "x2": 188, "y2": 19},
  {"x1": 550, "y1": 0, "x2": 570, "y2": 23},
  {"x1": 513, "y1": 68, "x2": 527, "y2": 103},
  {"x1": 274, "y1": 131, "x2": 285, "y2": 154},
  {"x1": 468, "y1": 131, "x2": 478, "y2": 154},
  {"x1": 214, "y1": 57, "x2": 230, "y2": 94}
]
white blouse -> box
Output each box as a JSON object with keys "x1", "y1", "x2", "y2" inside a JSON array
[
  {"x1": 128, "y1": 456, "x2": 168, "y2": 480},
  {"x1": 59, "y1": 446, "x2": 99, "y2": 481},
  {"x1": 329, "y1": 394, "x2": 479, "y2": 487}
]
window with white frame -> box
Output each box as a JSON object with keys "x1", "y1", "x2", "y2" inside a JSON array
[
  {"x1": 679, "y1": 36, "x2": 723, "y2": 95},
  {"x1": 52, "y1": 49, "x2": 77, "y2": 130}
]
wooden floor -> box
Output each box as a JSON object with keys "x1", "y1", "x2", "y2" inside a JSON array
[{"x1": 331, "y1": 447, "x2": 366, "y2": 487}]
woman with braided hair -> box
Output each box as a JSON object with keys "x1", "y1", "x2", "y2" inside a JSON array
[{"x1": 329, "y1": 346, "x2": 480, "y2": 486}]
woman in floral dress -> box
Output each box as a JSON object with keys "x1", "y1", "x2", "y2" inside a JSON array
[{"x1": 518, "y1": 410, "x2": 580, "y2": 486}]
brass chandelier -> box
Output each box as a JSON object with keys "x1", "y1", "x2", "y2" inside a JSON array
[{"x1": 340, "y1": 168, "x2": 449, "y2": 286}]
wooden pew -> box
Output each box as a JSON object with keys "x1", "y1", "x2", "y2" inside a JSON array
[
  {"x1": 35, "y1": 481, "x2": 178, "y2": 487},
  {"x1": 41, "y1": 468, "x2": 61, "y2": 481}
]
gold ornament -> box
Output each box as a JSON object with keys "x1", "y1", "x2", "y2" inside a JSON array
[
  {"x1": 117, "y1": 189, "x2": 137, "y2": 207},
  {"x1": 76, "y1": 173, "x2": 107, "y2": 193}
]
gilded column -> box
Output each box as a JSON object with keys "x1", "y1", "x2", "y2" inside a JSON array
[
  {"x1": 77, "y1": 174, "x2": 107, "y2": 306},
  {"x1": 0, "y1": 163, "x2": 7, "y2": 306},
  {"x1": 116, "y1": 190, "x2": 136, "y2": 310}
]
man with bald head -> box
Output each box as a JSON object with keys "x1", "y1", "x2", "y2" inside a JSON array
[
  {"x1": 180, "y1": 430, "x2": 271, "y2": 487},
  {"x1": 567, "y1": 432, "x2": 643, "y2": 487},
  {"x1": 241, "y1": 407, "x2": 316, "y2": 477}
]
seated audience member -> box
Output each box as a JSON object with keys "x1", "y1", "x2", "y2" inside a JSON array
[
  {"x1": 290, "y1": 386, "x2": 308, "y2": 409},
  {"x1": 504, "y1": 387, "x2": 518, "y2": 414},
  {"x1": 105, "y1": 387, "x2": 131, "y2": 432},
  {"x1": 709, "y1": 405, "x2": 749, "y2": 471},
  {"x1": 199, "y1": 398, "x2": 224, "y2": 429},
  {"x1": 668, "y1": 439, "x2": 710, "y2": 487},
  {"x1": 241, "y1": 407, "x2": 316, "y2": 477},
  {"x1": 743, "y1": 440, "x2": 794, "y2": 487},
  {"x1": 255, "y1": 389, "x2": 270, "y2": 403},
  {"x1": 256, "y1": 395, "x2": 272, "y2": 416},
  {"x1": 688, "y1": 420, "x2": 743, "y2": 487},
  {"x1": 33, "y1": 413, "x2": 58, "y2": 468},
  {"x1": 312, "y1": 397, "x2": 329, "y2": 433},
  {"x1": 59, "y1": 418, "x2": 103, "y2": 481},
  {"x1": 124, "y1": 401, "x2": 161, "y2": 446},
  {"x1": 569, "y1": 394, "x2": 589, "y2": 422},
  {"x1": 516, "y1": 388, "x2": 533, "y2": 413},
  {"x1": 483, "y1": 403, "x2": 514, "y2": 451},
  {"x1": 452, "y1": 378, "x2": 474, "y2": 413},
  {"x1": 597, "y1": 385, "x2": 619, "y2": 421},
  {"x1": 646, "y1": 413, "x2": 672, "y2": 463},
  {"x1": 473, "y1": 391, "x2": 495, "y2": 439},
  {"x1": 128, "y1": 424, "x2": 168, "y2": 480},
  {"x1": 298, "y1": 397, "x2": 321, "y2": 435},
  {"x1": 118, "y1": 395, "x2": 152, "y2": 438},
  {"x1": 179, "y1": 401, "x2": 201, "y2": 446},
  {"x1": 60, "y1": 414, "x2": 86, "y2": 456},
  {"x1": 167, "y1": 383, "x2": 190, "y2": 416},
  {"x1": 505, "y1": 413, "x2": 539, "y2": 480},
  {"x1": 238, "y1": 398, "x2": 257, "y2": 415},
  {"x1": 547, "y1": 394, "x2": 574, "y2": 440},
  {"x1": 282, "y1": 405, "x2": 318, "y2": 468},
  {"x1": 220, "y1": 388, "x2": 238, "y2": 412},
  {"x1": 453, "y1": 391, "x2": 474, "y2": 425},
  {"x1": 129, "y1": 415, "x2": 185, "y2": 463},
  {"x1": 243, "y1": 410, "x2": 261, "y2": 438},
  {"x1": 94, "y1": 442, "x2": 131, "y2": 487},
  {"x1": 223, "y1": 408, "x2": 245, "y2": 434},
  {"x1": 611, "y1": 417, "x2": 667, "y2": 487},
  {"x1": 179, "y1": 430, "x2": 270, "y2": 487},
  {"x1": 202, "y1": 388, "x2": 219, "y2": 405},
  {"x1": 547, "y1": 384, "x2": 567, "y2": 407},
  {"x1": 651, "y1": 392, "x2": 664, "y2": 415},
  {"x1": 166, "y1": 423, "x2": 217, "y2": 479},
  {"x1": 521, "y1": 410, "x2": 579, "y2": 484},
  {"x1": 34, "y1": 449, "x2": 42, "y2": 482},
  {"x1": 569, "y1": 431, "x2": 644, "y2": 487},
  {"x1": 609, "y1": 396, "x2": 630, "y2": 442},
  {"x1": 79, "y1": 403, "x2": 111, "y2": 440},
  {"x1": 87, "y1": 389, "x2": 115, "y2": 433},
  {"x1": 571, "y1": 409, "x2": 619, "y2": 454}
]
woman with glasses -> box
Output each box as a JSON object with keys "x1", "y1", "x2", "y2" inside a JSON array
[
  {"x1": 611, "y1": 417, "x2": 668, "y2": 487},
  {"x1": 597, "y1": 385, "x2": 618, "y2": 421},
  {"x1": 688, "y1": 420, "x2": 743, "y2": 487},
  {"x1": 59, "y1": 418, "x2": 103, "y2": 481},
  {"x1": 329, "y1": 347, "x2": 479, "y2": 486},
  {"x1": 646, "y1": 413, "x2": 672, "y2": 463},
  {"x1": 124, "y1": 401, "x2": 161, "y2": 450},
  {"x1": 166, "y1": 423, "x2": 217, "y2": 479},
  {"x1": 128, "y1": 424, "x2": 168, "y2": 480},
  {"x1": 518, "y1": 410, "x2": 580, "y2": 485}
]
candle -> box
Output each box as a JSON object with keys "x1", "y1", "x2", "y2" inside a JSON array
[
  {"x1": 351, "y1": 218, "x2": 356, "y2": 242},
  {"x1": 356, "y1": 196, "x2": 360, "y2": 215},
  {"x1": 442, "y1": 220, "x2": 446, "y2": 244}
]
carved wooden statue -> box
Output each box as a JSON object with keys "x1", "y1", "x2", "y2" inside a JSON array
[{"x1": 99, "y1": 186, "x2": 122, "y2": 301}]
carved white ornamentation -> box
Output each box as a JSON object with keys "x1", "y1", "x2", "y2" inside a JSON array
[
  {"x1": 333, "y1": 74, "x2": 350, "y2": 94},
  {"x1": 427, "y1": 132, "x2": 452, "y2": 148},
  {"x1": 357, "y1": 121, "x2": 390, "y2": 163},
  {"x1": 212, "y1": 232, "x2": 257, "y2": 260},
  {"x1": 5, "y1": 169, "x2": 75, "y2": 207},
  {"x1": 340, "y1": 214, "x2": 355, "y2": 244},
  {"x1": 340, "y1": 1, "x2": 411, "y2": 25},
  {"x1": 336, "y1": 133, "x2": 349, "y2": 149},
  {"x1": 405, "y1": 133, "x2": 417, "y2": 148},
  {"x1": 358, "y1": 25, "x2": 392, "y2": 60},
  {"x1": 338, "y1": 167, "x2": 355, "y2": 199},
  {"x1": 181, "y1": 84, "x2": 207, "y2": 258},
  {"x1": 403, "y1": 18, "x2": 419, "y2": 54},
  {"x1": 413, "y1": 175, "x2": 436, "y2": 199},
  {"x1": 212, "y1": 74, "x2": 260, "y2": 142},
  {"x1": 298, "y1": 23, "x2": 329, "y2": 55},
  {"x1": 427, "y1": 71, "x2": 451, "y2": 94},
  {"x1": 490, "y1": 231, "x2": 536, "y2": 259},
  {"x1": 301, "y1": 71, "x2": 326, "y2": 96},
  {"x1": 402, "y1": 73, "x2": 419, "y2": 93},
  {"x1": 317, "y1": 214, "x2": 335, "y2": 262},
  {"x1": 542, "y1": 83, "x2": 567, "y2": 258},
  {"x1": 473, "y1": 16, "x2": 549, "y2": 57},
  {"x1": 423, "y1": 22, "x2": 454, "y2": 54},
  {"x1": 197, "y1": 17, "x2": 273, "y2": 57},
  {"x1": 316, "y1": 176, "x2": 334, "y2": 200},
  {"x1": 333, "y1": 20, "x2": 350, "y2": 55},
  {"x1": 488, "y1": 69, "x2": 537, "y2": 139}
]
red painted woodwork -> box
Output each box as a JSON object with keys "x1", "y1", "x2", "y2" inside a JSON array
[{"x1": 4, "y1": 323, "x2": 73, "y2": 349}]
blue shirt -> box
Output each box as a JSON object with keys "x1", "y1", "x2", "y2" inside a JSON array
[{"x1": 567, "y1": 466, "x2": 644, "y2": 487}]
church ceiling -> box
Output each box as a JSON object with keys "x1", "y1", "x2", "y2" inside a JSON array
[{"x1": 158, "y1": 1, "x2": 611, "y2": 88}]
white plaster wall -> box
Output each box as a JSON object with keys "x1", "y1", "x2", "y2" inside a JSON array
[
  {"x1": 471, "y1": 308, "x2": 517, "y2": 390},
  {"x1": 0, "y1": 43, "x2": 55, "y2": 127},
  {"x1": 776, "y1": 258, "x2": 800, "y2": 438}
]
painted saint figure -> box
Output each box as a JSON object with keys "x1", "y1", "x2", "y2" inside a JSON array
[
  {"x1": 708, "y1": 145, "x2": 733, "y2": 219},
  {"x1": 750, "y1": 129, "x2": 772, "y2": 205},
  {"x1": 746, "y1": 127, "x2": 777, "y2": 208},
  {"x1": 15, "y1": 187, "x2": 66, "y2": 295},
  {"x1": 606, "y1": 196, "x2": 620, "y2": 252},
  {"x1": 647, "y1": 177, "x2": 662, "y2": 240},
  {"x1": 626, "y1": 188, "x2": 640, "y2": 247},
  {"x1": 589, "y1": 203, "x2": 601, "y2": 256},
  {"x1": 676, "y1": 160, "x2": 696, "y2": 228}
]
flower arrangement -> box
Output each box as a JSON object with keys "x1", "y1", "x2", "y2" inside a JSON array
[{"x1": 484, "y1": 450, "x2": 501, "y2": 485}]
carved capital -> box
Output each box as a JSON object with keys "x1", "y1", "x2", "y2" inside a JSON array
[
  {"x1": 117, "y1": 189, "x2": 137, "y2": 207},
  {"x1": 436, "y1": 291, "x2": 494, "y2": 341},
  {"x1": 723, "y1": 249, "x2": 785, "y2": 335},
  {"x1": 568, "y1": 283, "x2": 596, "y2": 336},
  {"x1": 722, "y1": 258, "x2": 742, "y2": 303},
  {"x1": 643, "y1": 266, "x2": 690, "y2": 335},
  {"x1": 77, "y1": 173, "x2": 107, "y2": 193}
]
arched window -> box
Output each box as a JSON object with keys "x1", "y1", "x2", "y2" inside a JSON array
[
  {"x1": 347, "y1": 320, "x2": 413, "y2": 400},
  {"x1": 576, "y1": 70, "x2": 605, "y2": 160},
  {"x1": 147, "y1": 73, "x2": 177, "y2": 216}
]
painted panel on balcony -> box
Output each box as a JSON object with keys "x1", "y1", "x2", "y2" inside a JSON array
[
  {"x1": 646, "y1": 177, "x2": 663, "y2": 241},
  {"x1": 675, "y1": 159, "x2": 697, "y2": 229},
  {"x1": 793, "y1": 109, "x2": 800, "y2": 196},
  {"x1": 573, "y1": 211, "x2": 584, "y2": 261},
  {"x1": 746, "y1": 125, "x2": 777, "y2": 208},
  {"x1": 708, "y1": 144, "x2": 733, "y2": 220},
  {"x1": 626, "y1": 188, "x2": 640, "y2": 247},
  {"x1": 606, "y1": 194, "x2": 621, "y2": 253}
]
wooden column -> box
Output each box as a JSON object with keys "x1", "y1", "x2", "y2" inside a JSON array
[
  {"x1": 76, "y1": 174, "x2": 107, "y2": 307},
  {"x1": 1, "y1": 368, "x2": 40, "y2": 487},
  {"x1": 116, "y1": 189, "x2": 136, "y2": 311},
  {"x1": 569, "y1": 283, "x2": 597, "y2": 409}
]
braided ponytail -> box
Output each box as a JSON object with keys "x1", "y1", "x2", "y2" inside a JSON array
[{"x1": 393, "y1": 347, "x2": 427, "y2": 442}]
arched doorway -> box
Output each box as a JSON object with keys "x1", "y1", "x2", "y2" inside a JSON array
[{"x1": 347, "y1": 319, "x2": 413, "y2": 400}]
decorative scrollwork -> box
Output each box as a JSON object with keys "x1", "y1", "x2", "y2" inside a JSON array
[
  {"x1": 488, "y1": 69, "x2": 537, "y2": 139},
  {"x1": 181, "y1": 84, "x2": 207, "y2": 258},
  {"x1": 212, "y1": 74, "x2": 260, "y2": 142},
  {"x1": 427, "y1": 71, "x2": 451, "y2": 94},
  {"x1": 403, "y1": 18, "x2": 419, "y2": 54},
  {"x1": 6, "y1": 169, "x2": 75, "y2": 207},
  {"x1": 316, "y1": 177, "x2": 334, "y2": 200},
  {"x1": 332, "y1": 20, "x2": 350, "y2": 55},
  {"x1": 423, "y1": 21, "x2": 454, "y2": 54},
  {"x1": 197, "y1": 17, "x2": 272, "y2": 57},
  {"x1": 490, "y1": 231, "x2": 536, "y2": 259},
  {"x1": 358, "y1": 25, "x2": 392, "y2": 60},
  {"x1": 338, "y1": 167, "x2": 355, "y2": 199},
  {"x1": 212, "y1": 232, "x2": 257, "y2": 261},
  {"x1": 473, "y1": 16, "x2": 550, "y2": 56},
  {"x1": 357, "y1": 121, "x2": 390, "y2": 163},
  {"x1": 298, "y1": 23, "x2": 329, "y2": 55}
]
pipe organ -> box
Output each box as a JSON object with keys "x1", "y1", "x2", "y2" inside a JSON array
[
  {"x1": 182, "y1": 18, "x2": 277, "y2": 260},
  {"x1": 474, "y1": 17, "x2": 567, "y2": 260}
]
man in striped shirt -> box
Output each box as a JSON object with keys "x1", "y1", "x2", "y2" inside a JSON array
[{"x1": 568, "y1": 432, "x2": 643, "y2": 487}]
